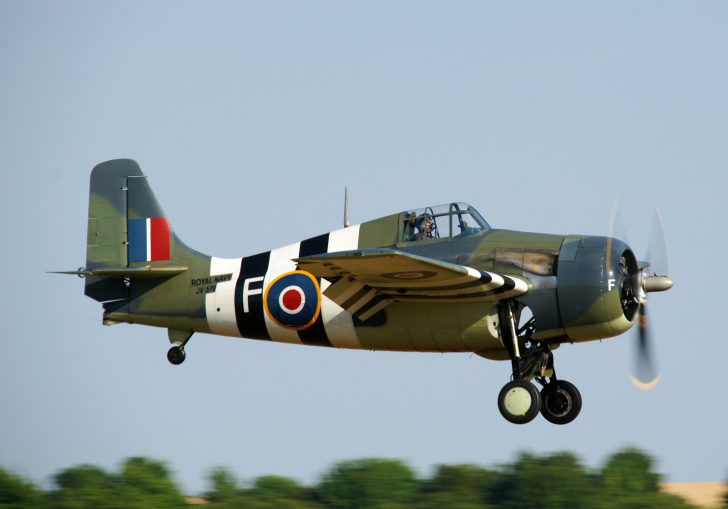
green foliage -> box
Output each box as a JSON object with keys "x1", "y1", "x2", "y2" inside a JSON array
[
  {"x1": 206, "y1": 467, "x2": 239, "y2": 503},
  {"x1": 203, "y1": 471, "x2": 323, "y2": 509},
  {"x1": 48, "y1": 457, "x2": 184, "y2": 509},
  {"x1": 0, "y1": 450, "x2": 718, "y2": 509},
  {"x1": 493, "y1": 451, "x2": 598, "y2": 509},
  {"x1": 597, "y1": 448, "x2": 690, "y2": 509},
  {"x1": 252, "y1": 475, "x2": 306, "y2": 501},
  {"x1": 220, "y1": 497, "x2": 321, "y2": 509},
  {"x1": 316, "y1": 458, "x2": 417, "y2": 509},
  {"x1": 114, "y1": 457, "x2": 186, "y2": 509},
  {"x1": 0, "y1": 467, "x2": 45, "y2": 509},
  {"x1": 52, "y1": 465, "x2": 113, "y2": 509},
  {"x1": 602, "y1": 448, "x2": 704, "y2": 509},
  {"x1": 601, "y1": 448, "x2": 660, "y2": 495},
  {"x1": 417, "y1": 463, "x2": 500, "y2": 509}
]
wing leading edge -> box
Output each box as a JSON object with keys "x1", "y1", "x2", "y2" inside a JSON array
[{"x1": 295, "y1": 249, "x2": 528, "y2": 321}]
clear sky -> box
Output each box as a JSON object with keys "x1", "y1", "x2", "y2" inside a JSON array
[{"x1": 1, "y1": 0, "x2": 727, "y2": 495}]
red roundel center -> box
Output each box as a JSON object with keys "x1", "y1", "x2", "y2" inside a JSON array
[{"x1": 282, "y1": 288, "x2": 303, "y2": 311}]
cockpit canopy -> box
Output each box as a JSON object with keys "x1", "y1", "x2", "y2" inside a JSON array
[{"x1": 400, "y1": 202, "x2": 490, "y2": 243}]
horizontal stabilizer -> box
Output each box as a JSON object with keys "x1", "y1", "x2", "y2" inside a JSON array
[{"x1": 49, "y1": 265, "x2": 188, "y2": 279}]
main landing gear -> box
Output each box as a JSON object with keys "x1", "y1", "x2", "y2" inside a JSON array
[{"x1": 496, "y1": 301, "x2": 582, "y2": 425}]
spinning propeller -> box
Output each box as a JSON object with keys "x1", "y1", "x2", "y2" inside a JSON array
[{"x1": 607, "y1": 202, "x2": 673, "y2": 391}]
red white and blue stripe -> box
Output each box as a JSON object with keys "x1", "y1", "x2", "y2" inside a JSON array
[{"x1": 128, "y1": 217, "x2": 171, "y2": 262}]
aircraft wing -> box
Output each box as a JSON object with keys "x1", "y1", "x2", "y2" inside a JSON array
[{"x1": 295, "y1": 248, "x2": 528, "y2": 322}]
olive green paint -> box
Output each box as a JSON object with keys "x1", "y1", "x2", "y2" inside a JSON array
[
  {"x1": 77, "y1": 159, "x2": 647, "y2": 363},
  {"x1": 357, "y1": 213, "x2": 401, "y2": 249}
]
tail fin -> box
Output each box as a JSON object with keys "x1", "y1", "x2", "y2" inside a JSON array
[{"x1": 84, "y1": 159, "x2": 192, "y2": 302}]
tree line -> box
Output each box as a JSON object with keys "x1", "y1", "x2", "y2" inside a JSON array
[{"x1": 0, "y1": 448, "x2": 722, "y2": 509}]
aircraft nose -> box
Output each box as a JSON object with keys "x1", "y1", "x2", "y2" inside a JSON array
[{"x1": 556, "y1": 235, "x2": 637, "y2": 340}]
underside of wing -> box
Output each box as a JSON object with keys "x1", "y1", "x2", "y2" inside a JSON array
[{"x1": 295, "y1": 248, "x2": 528, "y2": 321}]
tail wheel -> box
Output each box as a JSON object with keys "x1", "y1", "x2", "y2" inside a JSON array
[
  {"x1": 540, "y1": 380, "x2": 582, "y2": 425},
  {"x1": 167, "y1": 345, "x2": 186, "y2": 365},
  {"x1": 498, "y1": 380, "x2": 541, "y2": 424}
]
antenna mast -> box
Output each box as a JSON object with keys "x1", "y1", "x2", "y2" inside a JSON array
[{"x1": 343, "y1": 187, "x2": 350, "y2": 228}]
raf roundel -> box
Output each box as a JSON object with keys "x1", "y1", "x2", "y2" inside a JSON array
[{"x1": 264, "y1": 271, "x2": 321, "y2": 330}]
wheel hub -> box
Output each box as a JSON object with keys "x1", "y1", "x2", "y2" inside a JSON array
[
  {"x1": 544, "y1": 388, "x2": 572, "y2": 417},
  {"x1": 503, "y1": 386, "x2": 533, "y2": 416}
]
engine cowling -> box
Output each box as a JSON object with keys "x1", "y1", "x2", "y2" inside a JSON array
[{"x1": 556, "y1": 236, "x2": 636, "y2": 342}]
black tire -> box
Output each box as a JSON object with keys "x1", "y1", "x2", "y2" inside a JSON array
[
  {"x1": 540, "y1": 380, "x2": 582, "y2": 425},
  {"x1": 167, "y1": 345, "x2": 186, "y2": 365},
  {"x1": 497, "y1": 380, "x2": 541, "y2": 424}
]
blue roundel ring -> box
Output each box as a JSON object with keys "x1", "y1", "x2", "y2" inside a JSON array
[{"x1": 263, "y1": 271, "x2": 321, "y2": 330}]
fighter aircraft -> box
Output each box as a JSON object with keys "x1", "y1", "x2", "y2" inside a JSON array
[{"x1": 56, "y1": 159, "x2": 672, "y2": 425}]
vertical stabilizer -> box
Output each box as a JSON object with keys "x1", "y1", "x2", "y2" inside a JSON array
[{"x1": 84, "y1": 159, "x2": 182, "y2": 302}]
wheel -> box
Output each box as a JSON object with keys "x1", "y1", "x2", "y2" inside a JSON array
[
  {"x1": 540, "y1": 380, "x2": 582, "y2": 425},
  {"x1": 167, "y1": 345, "x2": 186, "y2": 365},
  {"x1": 498, "y1": 380, "x2": 541, "y2": 424}
]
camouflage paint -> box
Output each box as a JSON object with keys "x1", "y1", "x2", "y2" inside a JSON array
[{"x1": 82, "y1": 159, "x2": 636, "y2": 358}]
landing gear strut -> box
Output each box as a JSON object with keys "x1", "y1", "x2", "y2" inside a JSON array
[{"x1": 496, "y1": 301, "x2": 582, "y2": 425}]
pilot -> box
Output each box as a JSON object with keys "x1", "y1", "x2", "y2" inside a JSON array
[
  {"x1": 414, "y1": 214, "x2": 435, "y2": 240},
  {"x1": 457, "y1": 220, "x2": 479, "y2": 237}
]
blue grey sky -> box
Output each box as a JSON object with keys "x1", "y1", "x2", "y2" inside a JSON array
[{"x1": 1, "y1": 1, "x2": 726, "y2": 494}]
